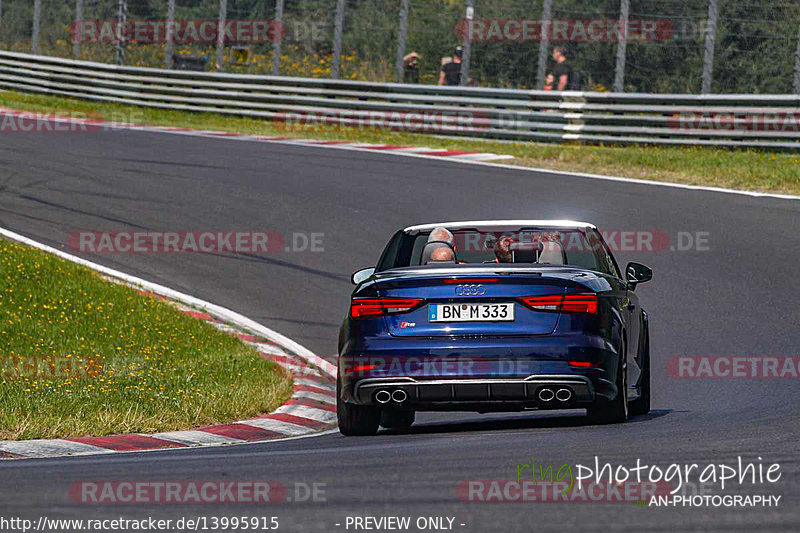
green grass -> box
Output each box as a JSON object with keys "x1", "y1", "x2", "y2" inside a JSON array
[
  {"x1": 0, "y1": 237, "x2": 293, "y2": 440},
  {"x1": 1, "y1": 90, "x2": 798, "y2": 195}
]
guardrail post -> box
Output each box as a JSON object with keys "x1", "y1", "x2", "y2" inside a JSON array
[
  {"x1": 460, "y1": 0, "x2": 474, "y2": 86},
  {"x1": 613, "y1": 0, "x2": 630, "y2": 92},
  {"x1": 32, "y1": 0, "x2": 41, "y2": 54},
  {"x1": 74, "y1": 0, "x2": 84, "y2": 59},
  {"x1": 216, "y1": 0, "x2": 228, "y2": 69},
  {"x1": 332, "y1": 0, "x2": 346, "y2": 79},
  {"x1": 115, "y1": 0, "x2": 127, "y2": 65},
  {"x1": 272, "y1": 0, "x2": 285, "y2": 75},
  {"x1": 794, "y1": 26, "x2": 800, "y2": 94},
  {"x1": 165, "y1": 0, "x2": 175, "y2": 69},
  {"x1": 701, "y1": 0, "x2": 718, "y2": 94},
  {"x1": 535, "y1": 0, "x2": 553, "y2": 89},
  {"x1": 395, "y1": 0, "x2": 411, "y2": 83}
]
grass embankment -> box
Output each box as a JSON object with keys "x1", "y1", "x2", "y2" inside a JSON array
[
  {"x1": 0, "y1": 237, "x2": 293, "y2": 440},
  {"x1": 0, "y1": 90, "x2": 798, "y2": 195}
]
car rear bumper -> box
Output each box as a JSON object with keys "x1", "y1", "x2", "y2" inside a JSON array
[
  {"x1": 350, "y1": 374, "x2": 595, "y2": 410},
  {"x1": 338, "y1": 333, "x2": 620, "y2": 410}
]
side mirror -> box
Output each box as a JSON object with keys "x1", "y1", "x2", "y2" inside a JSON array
[
  {"x1": 351, "y1": 267, "x2": 376, "y2": 285},
  {"x1": 625, "y1": 262, "x2": 652, "y2": 290}
]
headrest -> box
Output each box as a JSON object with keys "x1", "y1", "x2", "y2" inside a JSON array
[
  {"x1": 538, "y1": 240, "x2": 565, "y2": 264},
  {"x1": 510, "y1": 241, "x2": 542, "y2": 263}
]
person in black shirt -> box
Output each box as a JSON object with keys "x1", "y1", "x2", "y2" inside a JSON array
[
  {"x1": 551, "y1": 46, "x2": 573, "y2": 91},
  {"x1": 439, "y1": 46, "x2": 463, "y2": 86}
]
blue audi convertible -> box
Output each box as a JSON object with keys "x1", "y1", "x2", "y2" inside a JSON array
[{"x1": 337, "y1": 220, "x2": 652, "y2": 436}]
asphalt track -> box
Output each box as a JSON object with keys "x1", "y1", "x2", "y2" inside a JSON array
[{"x1": 1, "y1": 126, "x2": 799, "y2": 532}]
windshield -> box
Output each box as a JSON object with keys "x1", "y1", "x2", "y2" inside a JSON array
[{"x1": 377, "y1": 228, "x2": 618, "y2": 276}]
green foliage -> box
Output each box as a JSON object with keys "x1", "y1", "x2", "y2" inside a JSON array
[
  {"x1": 0, "y1": 237, "x2": 293, "y2": 440},
  {"x1": 0, "y1": 0, "x2": 798, "y2": 93}
]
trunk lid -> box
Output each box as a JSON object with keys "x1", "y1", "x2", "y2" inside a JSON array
[{"x1": 373, "y1": 268, "x2": 575, "y2": 337}]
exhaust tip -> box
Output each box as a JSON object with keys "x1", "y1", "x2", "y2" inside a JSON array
[
  {"x1": 391, "y1": 389, "x2": 408, "y2": 403},
  {"x1": 556, "y1": 388, "x2": 573, "y2": 402},
  {"x1": 375, "y1": 390, "x2": 391, "y2": 404},
  {"x1": 538, "y1": 387, "x2": 555, "y2": 402}
]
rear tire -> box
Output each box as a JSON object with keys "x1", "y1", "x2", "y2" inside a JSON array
[
  {"x1": 337, "y1": 376, "x2": 380, "y2": 436},
  {"x1": 629, "y1": 325, "x2": 651, "y2": 416},
  {"x1": 380, "y1": 409, "x2": 415, "y2": 430},
  {"x1": 587, "y1": 344, "x2": 629, "y2": 424}
]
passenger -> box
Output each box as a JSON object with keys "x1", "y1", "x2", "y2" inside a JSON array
[
  {"x1": 428, "y1": 227, "x2": 455, "y2": 246},
  {"x1": 494, "y1": 235, "x2": 515, "y2": 263}
]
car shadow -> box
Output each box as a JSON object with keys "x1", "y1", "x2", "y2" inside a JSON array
[{"x1": 379, "y1": 409, "x2": 673, "y2": 436}]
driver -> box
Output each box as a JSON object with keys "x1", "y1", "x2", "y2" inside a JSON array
[
  {"x1": 427, "y1": 246, "x2": 456, "y2": 264},
  {"x1": 428, "y1": 227, "x2": 469, "y2": 264}
]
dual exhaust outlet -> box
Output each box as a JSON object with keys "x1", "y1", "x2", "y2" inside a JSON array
[
  {"x1": 537, "y1": 387, "x2": 573, "y2": 404},
  {"x1": 375, "y1": 389, "x2": 407, "y2": 404}
]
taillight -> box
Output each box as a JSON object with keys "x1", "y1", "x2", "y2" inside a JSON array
[
  {"x1": 350, "y1": 298, "x2": 424, "y2": 318},
  {"x1": 568, "y1": 361, "x2": 599, "y2": 368},
  {"x1": 346, "y1": 364, "x2": 376, "y2": 374},
  {"x1": 518, "y1": 293, "x2": 598, "y2": 314}
]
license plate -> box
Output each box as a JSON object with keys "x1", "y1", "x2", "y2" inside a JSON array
[{"x1": 429, "y1": 303, "x2": 515, "y2": 322}]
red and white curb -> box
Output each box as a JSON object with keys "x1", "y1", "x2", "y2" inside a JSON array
[
  {"x1": 0, "y1": 107, "x2": 514, "y2": 163},
  {"x1": 0, "y1": 226, "x2": 338, "y2": 460}
]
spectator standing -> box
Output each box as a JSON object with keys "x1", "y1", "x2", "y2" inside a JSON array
[
  {"x1": 403, "y1": 51, "x2": 420, "y2": 84},
  {"x1": 551, "y1": 46, "x2": 573, "y2": 91},
  {"x1": 439, "y1": 46, "x2": 463, "y2": 86}
]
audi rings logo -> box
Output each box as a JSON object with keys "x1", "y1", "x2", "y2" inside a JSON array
[{"x1": 455, "y1": 284, "x2": 486, "y2": 296}]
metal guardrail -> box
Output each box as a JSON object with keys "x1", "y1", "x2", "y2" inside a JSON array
[{"x1": 1, "y1": 50, "x2": 799, "y2": 149}]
